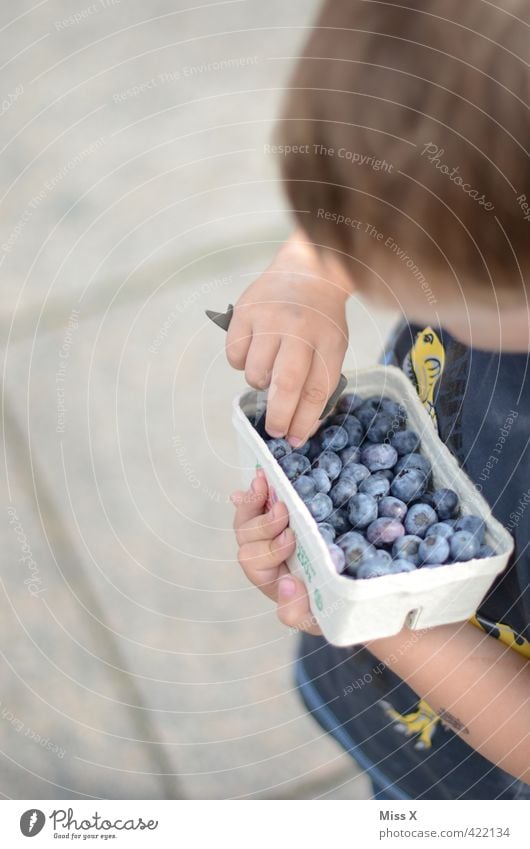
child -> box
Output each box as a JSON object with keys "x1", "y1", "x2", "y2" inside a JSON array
[{"x1": 229, "y1": 0, "x2": 530, "y2": 798}]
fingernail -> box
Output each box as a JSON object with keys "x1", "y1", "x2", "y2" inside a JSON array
[
  {"x1": 269, "y1": 487, "x2": 278, "y2": 505},
  {"x1": 251, "y1": 478, "x2": 260, "y2": 493},
  {"x1": 268, "y1": 430, "x2": 284, "y2": 439},
  {"x1": 287, "y1": 436, "x2": 303, "y2": 448},
  {"x1": 256, "y1": 466, "x2": 266, "y2": 479},
  {"x1": 279, "y1": 576, "x2": 297, "y2": 598}
]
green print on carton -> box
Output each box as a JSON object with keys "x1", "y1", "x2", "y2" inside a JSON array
[
  {"x1": 314, "y1": 588, "x2": 324, "y2": 611},
  {"x1": 296, "y1": 542, "x2": 316, "y2": 583}
]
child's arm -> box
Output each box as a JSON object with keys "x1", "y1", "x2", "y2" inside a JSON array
[
  {"x1": 226, "y1": 230, "x2": 352, "y2": 445},
  {"x1": 232, "y1": 476, "x2": 530, "y2": 783},
  {"x1": 367, "y1": 621, "x2": 530, "y2": 784}
]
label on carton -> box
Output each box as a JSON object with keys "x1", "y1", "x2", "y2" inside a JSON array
[{"x1": 296, "y1": 542, "x2": 316, "y2": 584}]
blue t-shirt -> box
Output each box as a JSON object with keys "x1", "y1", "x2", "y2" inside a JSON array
[{"x1": 296, "y1": 323, "x2": 530, "y2": 800}]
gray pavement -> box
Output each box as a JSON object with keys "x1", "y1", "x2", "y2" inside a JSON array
[{"x1": 1, "y1": 0, "x2": 398, "y2": 799}]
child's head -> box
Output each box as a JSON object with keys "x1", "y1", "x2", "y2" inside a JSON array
[{"x1": 276, "y1": 0, "x2": 530, "y2": 351}]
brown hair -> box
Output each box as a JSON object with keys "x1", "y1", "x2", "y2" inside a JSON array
[{"x1": 276, "y1": 0, "x2": 529, "y2": 292}]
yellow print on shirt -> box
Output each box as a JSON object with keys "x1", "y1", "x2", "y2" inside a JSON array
[
  {"x1": 380, "y1": 699, "x2": 441, "y2": 749},
  {"x1": 470, "y1": 614, "x2": 530, "y2": 659},
  {"x1": 404, "y1": 326, "x2": 445, "y2": 428}
]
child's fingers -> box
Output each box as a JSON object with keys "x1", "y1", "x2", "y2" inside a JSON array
[
  {"x1": 286, "y1": 350, "x2": 337, "y2": 448},
  {"x1": 235, "y1": 500, "x2": 289, "y2": 546},
  {"x1": 265, "y1": 340, "x2": 313, "y2": 439},
  {"x1": 276, "y1": 575, "x2": 322, "y2": 635},
  {"x1": 231, "y1": 476, "x2": 269, "y2": 530},
  {"x1": 238, "y1": 528, "x2": 296, "y2": 594},
  {"x1": 244, "y1": 334, "x2": 280, "y2": 389},
  {"x1": 239, "y1": 529, "x2": 296, "y2": 574},
  {"x1": 226, "y1": 308, "x2": 252, "y2": 370},
  {"x1": 241, "y1": 565, "x2": 281, "y2": 603}
]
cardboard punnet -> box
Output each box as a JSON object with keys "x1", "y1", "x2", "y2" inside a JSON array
[{"x1": 233, "y1": 365, "x2": 514, "y2": 646}]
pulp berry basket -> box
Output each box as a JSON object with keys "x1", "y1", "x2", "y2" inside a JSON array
[{"x1": 233, "y1": 365, "x2": 514, "y2": 646}]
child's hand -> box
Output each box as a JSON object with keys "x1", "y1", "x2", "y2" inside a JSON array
[
  {"x1": 231, "y1": 468, "x2": 322, "y2": 634},
  {"x1": 226, "y1": 230, "x2": 350, "y2": 447}
]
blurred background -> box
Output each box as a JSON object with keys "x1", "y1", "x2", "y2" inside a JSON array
[{"x1": 1, "y1": 0, "x2": 397, "y2": 798}]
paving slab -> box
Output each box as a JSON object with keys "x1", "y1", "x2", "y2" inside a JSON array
[{"x1": 1, "y1": 405, "x2": 182, "y2": 799}]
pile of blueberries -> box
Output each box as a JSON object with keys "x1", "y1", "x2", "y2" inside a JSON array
[{"x1": 258, "y1": 392, "x2": 495, "y2": 579}]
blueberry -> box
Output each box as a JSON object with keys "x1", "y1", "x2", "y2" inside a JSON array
[
  {"x1": 340, "y1": 444, "x2": 361, "y2": 467},
  {"x1": 340, "y1": 462, "x2": 371, "y2": 484},
  {"x1": 478, "y1": 543, "x2": 495, "y2": 558},
  {"x1": 328, "y1": 544, "x2": 347, "y2": 574},
  {"x1": 375, "y1": 469, "x2": 394, "y2": 482},
  {"x1": 330, "y1": 477, "x2": 357, "y2": 507},
  {"x1": 326, "y1": 508, "x2": 351, "y2": 536},
  {"x1": 431, "y1": 488, "x2": 459, "y2": 520},
  {"x1": 450, "y1": 530, "x2": 480, "y2": 561},
  {"x1": 337, "y1": 531, "x2": 377, "y2": 571},
  {"x1": 367, "y1": 411, "x2": 397, "y2": 443},
  {"x1": 454, "y1": 515, "x2": 485, "y2": 544},
  {"x1": 310, "y1": 468, "x2": 332, "y2": 493},
  {"x1": 356, "y1": 553, "x2": 394, "y2": 579},
  {"x1": 380, "y1": 397, "x2": 407, "y2": 424},
  {"x1": 392, "y1": 534, "x2": 422, "y2": 565},
  {"x1": 395, "y1": 452, "x2": 432, "y2": 479},
  {"x1": 390, "y1": 429, "x2": 420, "y2": 456},
  {"x1": 356, "y1": 397, "x2": 383, "y2": 428},
  {"x1": 366, "y1": 517, "x2": 405, "y2": 546},
  {"x1": 330, "y1": 414, "x2": 364, "y2": 446},
  {"x1": 419, "y1": 534, "x2": 450, "y2": 565},
  {"x1": 279, "y1": 452, "x2": 311, "y2": 481},
  {"x1": 418, "y1": 491, "x2": 436, "y2": 509},
  {"x1": 307, "y1": 492, "x2": 333, "y2": 522},
  {"x1": 337, "y1": 392, "x2": 363, "y2": 414},
  {"x1": 330, "y1": 412, "x2": 350, "y2": 427},
  {"x1": 361, "y1": 443, "x2": 398, "y2": 472},
  {"x1": 293, "y1": 475, "x2": 317, "y2": 500},
  {"x1": 293, "y1": 440, "x2": 311, "y2": 456},
  {"x1": 404, "y1": 503, "x2": 438, "y2": 537},
  {"x1": 320, "y1": 425, "x2": 349, "y2": 452},
  {"x1": 425, "y1": 521, "x2": 454, "y2": 540},
  {"x1": 348, "y1": 493, "x2": 378, "y2": 529},
  {"x1": 359, "y1": 473, "x2": 390, "y2": 501},
  {"x1": 391, "y1": 558, "x2": 416, "y2": 573},
  {"x1": 372, "y1": 549, "x2": 393, "y2": 565},
  {"x1": 314, "y1": 450, "x2": 342, "y2": 481},
  {"x1": 379, "y1": 496, "x2": 407, "y2": 521},
  {"x1": 266, "y1": 438, "x2": 291, "y2": 460},
  {"x1": 318, "y1": 522, "x2": 336, "y2": 545},
  {"x1": 390, "y1": 468, "x2": 427, "y2": 502},
  {"x1": 307, "y1": 436, "x2": 322, "y2": 461}
]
